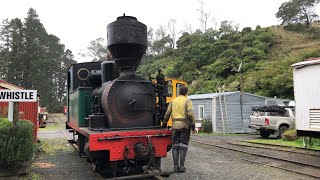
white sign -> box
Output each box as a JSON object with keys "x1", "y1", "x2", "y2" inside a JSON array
[{"x1": 0, "y1": 90, "x2": 37, "y2": 102}]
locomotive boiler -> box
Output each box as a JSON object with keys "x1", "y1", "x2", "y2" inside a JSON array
[{"x1": 66, "y1": 15, "x2": 172, "y2": 178}]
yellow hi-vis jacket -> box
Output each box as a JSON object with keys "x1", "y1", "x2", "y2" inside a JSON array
[{"x1": 163, "y1": 95, "x2": 195, "y2": 129}]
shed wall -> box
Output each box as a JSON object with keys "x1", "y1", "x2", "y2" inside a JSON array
[
  {"x1": 191, "y1": 98, "x2": 212, "y2": 120},
  {"x1": 190, "y1": 92, "x2": 267, "y2": 133},
  {"x1": 214, "y1": 93, "x2": 265, "y2": 133},
  {"x1": 294, "y1": 65, "x2": 320, "y2": 131}
]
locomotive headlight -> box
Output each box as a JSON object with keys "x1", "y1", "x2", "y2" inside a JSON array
[{"x1": 77, "y1": 68, "x2": 89, "y2": 80}]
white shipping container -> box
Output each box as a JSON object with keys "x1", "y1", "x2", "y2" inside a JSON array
[{"x1": 292, "y1": 59, "x2": 320, "y2": 136}]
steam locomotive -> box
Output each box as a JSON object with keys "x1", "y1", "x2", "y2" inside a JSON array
[{"x1": 66, "y1": 15, "x2": 172, "y2": 177}]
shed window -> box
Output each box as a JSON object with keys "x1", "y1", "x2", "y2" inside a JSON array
[{"x1": 199, "y1": 105, "x2": 204, "y2": 120}]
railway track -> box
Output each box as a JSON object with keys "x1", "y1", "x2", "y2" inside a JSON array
[
  {"x1": 108, "y1": 172, "x2": 169, "y2": 180},
  {"x1": 191, "y1": 139, "x2": 320, "y2": 179},
  {"x1": 48, "y1": 114, "x2": 65, "y2": 125},
  {"x1": 230, "y1": 141, "x2": 320, "y2": 157}
]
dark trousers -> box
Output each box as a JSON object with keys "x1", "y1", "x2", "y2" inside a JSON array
[{"x1": 172, "y1": 128, "x2": 191, "y2": 149}]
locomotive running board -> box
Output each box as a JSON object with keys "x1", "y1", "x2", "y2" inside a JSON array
[{"x1": 107, "y1": 171, "x2": 174, "y2": 180}]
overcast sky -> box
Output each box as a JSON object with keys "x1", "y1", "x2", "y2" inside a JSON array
[{"x1": 0, "y1": 0, "x2": 292, "y2": 62}]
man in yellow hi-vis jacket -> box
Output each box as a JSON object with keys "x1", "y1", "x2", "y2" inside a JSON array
[{"x1": 162, "y1": 86, "x2": 195, "y2": 173}]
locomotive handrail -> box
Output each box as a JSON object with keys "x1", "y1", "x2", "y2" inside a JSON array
[
  {"x1": 116, "y1": 79, "x2": 151, "y2": 83},
  {"x1": 97, "y1": 133, "x2": 171, "y2": 141},
  {"x1": 90, "y1": 126, "x2": 167, "y2": 132}
]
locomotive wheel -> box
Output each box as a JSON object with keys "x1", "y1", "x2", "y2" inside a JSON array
[
  {"x1": 110, "y1": 162, "x2": 118, "y2": 177},
  {"x1": 91, "y1": 160, "x2": 104, "y2": 173}
]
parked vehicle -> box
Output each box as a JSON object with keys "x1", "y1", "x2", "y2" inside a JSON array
[
  {"x1": 249, "y1": 105, "x2": 295, "y2": 138},
  {"x1": 38, "y1": 107, "x2": 48, "y2": 128}
]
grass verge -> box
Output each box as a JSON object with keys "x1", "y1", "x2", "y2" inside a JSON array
[
  {"x1": 40, "y1": 138, "x2": 72, "y2": 155},
  {"x1": 246, "y1": 138, "x2": 320, "y2": 150},
  {"x1": 38, "y1": 123, "x2": 63, "y2": 131},
  {"x1": 19, "y1": 172, "x2": 41, "y2": 180}
]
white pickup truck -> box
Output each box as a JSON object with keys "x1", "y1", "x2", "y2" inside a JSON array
[{"x1": 249, "y1": 106, "x2": 295, "y2": 138}]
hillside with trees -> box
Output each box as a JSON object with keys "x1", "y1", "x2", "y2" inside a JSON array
[
  {"x1": 135, "y1": 0, "x2": 320, "y2": 100},
  {"x1": 80, "y1": 0, "x2": 320, "y2": 100},
  {"x1": 141, "y1": 23, "x2": 320, "y2": 99}
]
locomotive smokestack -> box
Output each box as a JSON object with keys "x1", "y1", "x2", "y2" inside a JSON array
[{"x1": 107, "y1": 15, "x2": 147, "y2": 74}]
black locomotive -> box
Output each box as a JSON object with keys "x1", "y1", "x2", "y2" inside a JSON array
[{"x1": 66, "y1": 15, "x2": 172, "y2": 178}]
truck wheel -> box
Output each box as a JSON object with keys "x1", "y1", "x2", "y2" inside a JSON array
[
  {"x1": 259, "y1": 130, "x2": 271, "y2": 138},
  {"x1": 278, "y1": 125, "x2": 288, "y2": 139}
]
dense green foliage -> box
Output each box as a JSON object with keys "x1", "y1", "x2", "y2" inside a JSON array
[
  {"x1": 0, "y1": 8, "x2": 76, "y2": 112},
  {"x1": 137, "y1": 23, "x2": 320, "y2": 99},
  {"x1": 0, "y1": 119, "x2": 34, "y2": 169}
]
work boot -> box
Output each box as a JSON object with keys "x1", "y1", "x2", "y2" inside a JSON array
[
  {"x1": 172, "y1": 148, "x2": 179, "y2": 172},
  {"x1": 179, "y1": 146, "x2": 188, "y2": 173}
]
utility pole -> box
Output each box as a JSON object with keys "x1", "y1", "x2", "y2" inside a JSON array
[
  {"x1": 234, "y1": 62, "x2": 246, "y2": 133},
  {"x1": 239, "y1": 68, "x2": 245, "y2": 133}
]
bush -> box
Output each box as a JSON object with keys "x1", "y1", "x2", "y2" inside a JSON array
[
  {"x1": 0, "y1": 119, "x2": 34, "y2": 173},
  {"x1": 202, "y1": 119, "x2": 213, "y2": 133},
  {"x1": 282, "y1": 129, "x2": 297, "y2": 141}
]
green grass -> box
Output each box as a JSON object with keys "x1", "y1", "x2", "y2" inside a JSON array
[
  {"x1": 19, "y1": 172, "x2": 41, "y2": 180},
  {"x1": 38, "y1": 123, "x2": 63, "y2": 131},
  {"x1": 246, "y1": 138, "x2": 320, "y2": 150},
  {"x1": 40, "y1": 138, "x2": 72, "y2": 155}
]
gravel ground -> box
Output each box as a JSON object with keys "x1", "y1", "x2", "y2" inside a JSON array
[
  {"x1": 161, "y1": 139, "x2": 316, "y2": 180},
  {"x1": 29, "y1": 145, "x2": 102, "y2": 180},
  {"x1": 2, "y1": 115, "x2": 314, "y2": 180}
]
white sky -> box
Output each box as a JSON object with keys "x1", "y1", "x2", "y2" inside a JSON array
[{"x1": 0, "y1": 0, "x2": 291, "y2": 62}]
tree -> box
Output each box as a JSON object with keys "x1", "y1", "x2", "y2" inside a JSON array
[
  {"x1": 167, "y1": 19, "x2": 177, "y2": 49},
  {"x1": 197, "y1": 0, "x2": 211, "y2": 32},
  {"x1": 219, "y1": 20, "x2": 239, "y2": 38},
  {"x1": 151, "y1": 25, "x2": 173, "y2": 54},
  {"x1": 0, "y1": 19, "x2": 10, "y2": 81},
  {"x1": 184, "y1": 24, "x2": 194, "y2": 34},
  {"x1": 80, "y1": 38, "x2": 110, "y2": 62},
  {"x1": 0, "y1": 8, "x2": 76, "y2": 112},
  {"x1": 276, "y1": 0, "x2": 320, "y2": 28},
  {"x1": 147, "y1": 27, "x2": 154, "y2": 55},
  {"x1": 23, "y1": 8, "x2": 48, "y2": 89},
  {"x1": 7, "y1": 18, "x2": 25, "y2": 86}
]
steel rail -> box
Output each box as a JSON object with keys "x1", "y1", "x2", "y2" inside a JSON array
[
  {"x1": 241, "y1": 140, "x2": 320, "y2": 153},
  {"x1": 227, "y1": 141, "x2": 320, "y2": 157}
]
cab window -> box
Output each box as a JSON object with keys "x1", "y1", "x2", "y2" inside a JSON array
[
  {"x1": 167, "y1": 80, "x2": 173, "y2": 97},
  {"x1": 168, "y1": 85, "x2": 173, "y2": 97},
  {"x1": 176, "y1": 83, "x2": 184, "y2": 96}
]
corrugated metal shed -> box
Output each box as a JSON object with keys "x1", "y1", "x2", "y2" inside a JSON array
[
  {"x1": 189, "y1": 91, "x2": 282, "y2": 133},
  {"x1": 292, "y1": 58, "x2": 320, "y2": 132},
  {"x1": 0, "y1": 80, "x2": 39, "y2": 142}
]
